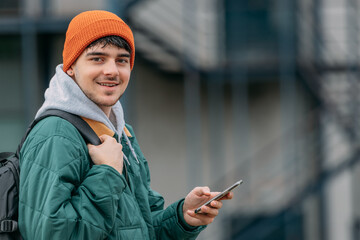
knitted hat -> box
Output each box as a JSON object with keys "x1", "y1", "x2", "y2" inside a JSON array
[{"x1": 63, "y1": 10, "x2": 135, "y2": 72}]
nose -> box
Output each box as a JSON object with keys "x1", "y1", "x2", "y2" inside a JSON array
[{"x1": 103, "y1": 60, "x2": 119, "y2": 77}]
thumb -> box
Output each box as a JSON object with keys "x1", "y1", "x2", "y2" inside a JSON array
[
  {"x1": 195, "y1": 186, "x2": 211, "y2": 197},
  {"x1": 87, "y1": 143, "x2": 95, "y2": 150},
  {"x1": 98, "y1": 134, "x2": 110, "y2": 143}
]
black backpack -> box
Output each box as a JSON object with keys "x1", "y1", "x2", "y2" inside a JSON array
[{"x1": 0, "y1": 109, "x2": 100, "y2": 240}]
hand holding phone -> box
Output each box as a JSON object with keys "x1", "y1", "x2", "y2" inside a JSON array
[{"x1": 194, "y1": 180, "x2": 243, "y2": 214}]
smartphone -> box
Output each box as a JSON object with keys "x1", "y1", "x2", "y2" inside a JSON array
[{"x1": 194, "y1": 180, "x2": 243, "y2": 214}]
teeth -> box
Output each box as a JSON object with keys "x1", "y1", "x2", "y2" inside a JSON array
[{"x1": 99, "y1": 83, "x2": 116, "y2": 87}]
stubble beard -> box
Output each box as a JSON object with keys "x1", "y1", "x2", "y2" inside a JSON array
[
  {"x1": 90, "y1": 76, "x2": 123, "y2": 107},
  {"x1": 88, "y1": 91, "x2": 122, "y2": 108}
]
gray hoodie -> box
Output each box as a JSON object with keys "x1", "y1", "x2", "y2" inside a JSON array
[{"x1": 36, "y1": 64, "x2": 125, "y2": 141}]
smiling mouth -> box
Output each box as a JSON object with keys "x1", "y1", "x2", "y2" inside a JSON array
[{"x1": 98, "y1": 83, "x2": 118, "y2": 87}]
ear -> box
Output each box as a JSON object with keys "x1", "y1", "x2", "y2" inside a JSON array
[{"x1": 66, "y1": 66, "x2": 74, "y2": 76}]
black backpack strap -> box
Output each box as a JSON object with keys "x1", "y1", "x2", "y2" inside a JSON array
[
  {"x1": 39, "y1": 109, "x2": 101, "y2": 146},
  {"x1": 16, "y1": 109, "x2": 101, "y2": 157}
]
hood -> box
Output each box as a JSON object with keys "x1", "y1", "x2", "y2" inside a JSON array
[{"x1": 36, "y1": 64, "x2": 125, "y2": 139}]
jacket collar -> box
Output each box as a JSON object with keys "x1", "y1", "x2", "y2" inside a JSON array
[{"x1": 82, "y1": 117, "x2": 132, "y2": 138}]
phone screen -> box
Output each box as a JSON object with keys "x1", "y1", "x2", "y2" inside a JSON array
[{"x1": 194, "y1": 180, "x2": 243, "y2": 214}]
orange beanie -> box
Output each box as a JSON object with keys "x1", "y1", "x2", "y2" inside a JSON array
[{"x1": 63, "y1": 10, "x2": 135, "y2": 72}]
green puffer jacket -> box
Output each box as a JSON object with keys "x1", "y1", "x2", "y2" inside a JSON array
[{"x1": 19, "y1": 116, "x2": 205, "y2": 239}]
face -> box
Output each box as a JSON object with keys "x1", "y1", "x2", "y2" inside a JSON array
[{"x1": 67, "y1": 44, "x2": 131, "y2": 116}]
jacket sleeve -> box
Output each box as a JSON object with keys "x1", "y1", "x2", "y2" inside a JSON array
[{"x1": 19, "y1": 133, "x2": 127, "y2": 240}]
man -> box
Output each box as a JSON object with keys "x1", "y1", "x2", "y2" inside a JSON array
[{"x1": 18, "y1": 10, "x2": 233, "y2": 239}]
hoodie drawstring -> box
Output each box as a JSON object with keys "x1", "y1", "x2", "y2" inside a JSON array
[{"x1": 122, "y1": 130, "x2": 140, "y2": 165}]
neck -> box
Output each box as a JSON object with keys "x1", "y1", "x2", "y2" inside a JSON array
[{"x1": 100, "y1": 106, "x2": 112, "y2": 118}]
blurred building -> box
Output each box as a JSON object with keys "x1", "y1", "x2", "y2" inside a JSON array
[{"x1": 0, "y1": 0, "x2": 359, "y2": 239}]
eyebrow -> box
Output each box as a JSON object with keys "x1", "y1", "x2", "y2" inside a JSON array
[{"x1": 86, "y1": 52, "x2": 130, "y2": 58}]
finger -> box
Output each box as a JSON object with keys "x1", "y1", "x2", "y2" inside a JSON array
[
  {"x1": 219, "y1": 192, "x2": 234, "y2": 201},
  {"x1": 194, "y1": 186, "x2": 211, "y2": 197},
  {"x1": 98, "y1": 135, "x2": 106, "y2": 143},
  {"x1": 191, "y1": 203, "x2": 219, "y2": 217},
  {"x1": 188, "y1": 209, "x2": 209, "y2": 218},
  {"x1": 208, "y1": 191, "x2": 221, "y2": 198},
  {"x1": 209, "y1": 200, "x2": 223, "y2": 209},
  {"x1": 99, "y1": 134, "x2": 111, "y2": 143},
  {"x1": 187, "y1": 210, "x2": 216, "y2": 224},
  {"x1": 87, "y1": 144, "x2": 94, "y2": 151},
  {"x1": 200, "y1": 205, "x2": 219, "y2": 217}
]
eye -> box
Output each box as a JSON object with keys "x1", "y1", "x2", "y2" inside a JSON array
[
  {"x1": 90, "y1": 57, "x2": 103, "y2": 62},
  {"x1": 117, "y1": 58, "x2": 129, "y2": 64}
]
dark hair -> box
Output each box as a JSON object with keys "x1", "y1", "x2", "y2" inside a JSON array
[{"x1": 87, "y1": 35, "x2": 131, "y2": 54}]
